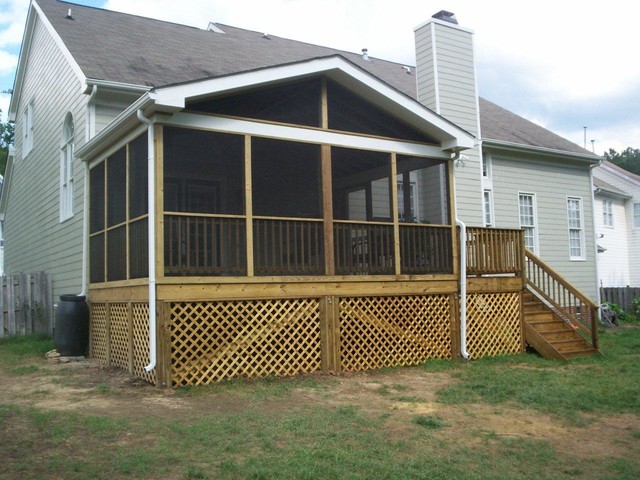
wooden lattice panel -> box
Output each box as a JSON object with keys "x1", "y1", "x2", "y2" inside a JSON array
[
  {"x1": 339, "y1": 295, "x2": 452, "y2": 372},
  {"x1": 90, "y1": 303, "x2": 108, "y2": 363},
  {"x1": 170, "y1": 299, "x2": 322, "y2": 386},
  {"x1": 131, "y1": 303, "x2": 156, "y2": 385},
  {"x1": 466, "y1": 293, "x2": 521, "y2": 358},
  {"x1": 109, "y1": 303, "x2": 130, "y2": 369}
]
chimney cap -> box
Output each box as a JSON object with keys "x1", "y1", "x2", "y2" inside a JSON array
[{"x1": 432, "y1": 10, "x2": 458, "y2": 24}]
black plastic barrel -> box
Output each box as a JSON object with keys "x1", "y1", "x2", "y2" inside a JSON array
[{"x1": 54, "y1": 294, "x2": 89, "y2": 356}]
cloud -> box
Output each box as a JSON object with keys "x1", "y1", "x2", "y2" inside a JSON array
[{"x1": 0, "y1": 50, "x2": 18, "y2": 76}]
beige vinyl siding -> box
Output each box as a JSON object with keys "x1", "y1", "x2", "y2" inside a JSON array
[
  {"x1": 490, "y1": 153, "x2": 598, "y2": 299},
  {"x1": 94, "y1": 91, "x2": 142, "y2": 134},
  {"x1": 415, "y1": 20, "x2": 483, "y2": 226},
  {"x1": 4, "y1": 15, "x2": 88, "y2": 298}
]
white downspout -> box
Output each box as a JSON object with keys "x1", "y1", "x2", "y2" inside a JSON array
[
  {"x1": 79, "y1": 162, "x2": 89, "y2": 296},
  {"x1": 79, "y1": 86, "x2": 97, "y2": 298},
  {"x1": 137, "y1": 109, "x2": 157, "y2": 373},
  {"x1": 453, "y1": 153, "x2": 470, "y2": 360},
  {"x1": 590, "y1": 159, "x2": 604, "y2": 320}
]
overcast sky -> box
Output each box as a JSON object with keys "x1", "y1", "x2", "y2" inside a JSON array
[{"x1": 1, "y1": 0, "x2": 638, "y2": 155}]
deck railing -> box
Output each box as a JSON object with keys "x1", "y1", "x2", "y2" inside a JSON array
[
  {"x1": 165, "y1": 214, "x2": 247, "y2": 276},
  {"x1": 334, "y1": 222, "x2": 394, "y2": 275},
  {"x1": 525, "y1": 250, "x2": 599, "y2": 349},
  {"x1": 400, "y1": 224, "x2": 453, "y2": 274},
  {"x1": 253, "y1": 218, "x2": 324, "y2": 275},
  {"x1": 466, "y1": 227, "x2": 524, "y2": 276}
]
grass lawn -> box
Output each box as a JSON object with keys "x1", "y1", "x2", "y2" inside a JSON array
[{"x1": 0, "y1": 327, "x2": 639, "y2": 479}]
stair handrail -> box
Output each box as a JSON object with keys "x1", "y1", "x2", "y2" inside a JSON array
[{"x1": 524, "y1": 250, "x2": 599, "y2": 349}]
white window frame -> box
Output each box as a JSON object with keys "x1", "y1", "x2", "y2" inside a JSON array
[
  {"x1": 60, "y1": 113, "x2": 74, "y2": 221},
  {"x1": 483, "y1": 189, "x2": 494, "y2": 227},
  {"x1": 518, "y1": 192, "x2": 538, "y2": 253},
  {"x1": 481, "y1": 152, "x2": 492, "y2": 179},
  {"x1": 602, "y1": 198, "x2": 614, "y2": 227},
  {"x1": 23, "y1": 100, "x2": 34, "y2": 158},
  {"x1": 633, "y1": 202, "x2": 640, "y2": 229},
  {"x1": 567, "y1": 196, "x2": 586, "y2": 261}
]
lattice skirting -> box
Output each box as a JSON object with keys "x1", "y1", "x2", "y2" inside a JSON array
[
  {"x1": 466, "y1": 292, "x2": 522, "y2": 358},
  {"x1": 170, "y1": 298, "x2": 322, "y2": 386},
  {"x1": 89, "y1": 302, "x2": 156, "y2": 385},
  {"x1": 339, "y1": 295, "x2": 453, "y2": 371}
]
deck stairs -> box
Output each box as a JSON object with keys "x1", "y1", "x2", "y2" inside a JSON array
[{"x1": 522, "y1": 291, "x2": 600, "y2": 360}]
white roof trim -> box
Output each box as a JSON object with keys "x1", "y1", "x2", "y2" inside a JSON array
[
  {"x1": 166, "y1": 112, "x2": 450, "y2": 159},
  {"x1": 154, "y1": 56, "x2": 475, "y2": 152},
  {"x1": 10, "y1": 0, "x2": 86, "y2": 119},
  {"x1": 483, "y1": 138, "x2": 601, "y2": 164}
]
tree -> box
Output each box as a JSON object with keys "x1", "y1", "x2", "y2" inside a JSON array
[
  {"x1": 0, "y1": 109, "x2": 14, "y2": 176},
  {"x1": 603, "y1": 147, "x2": 640, "y2": 176}
]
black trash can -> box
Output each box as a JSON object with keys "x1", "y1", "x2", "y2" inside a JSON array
[{"x1": 54, "y1": 294, "x2": 89, "y2": 356}]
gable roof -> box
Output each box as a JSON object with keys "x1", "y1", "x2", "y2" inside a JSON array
[{"x1": 32, "y1": 0, "x2": 598, "y2": 160}]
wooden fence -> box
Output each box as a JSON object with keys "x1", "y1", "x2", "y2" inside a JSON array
[
  {"x1": 601, "y1": 286, "x2": 640, "y2": 312},
  {"x1": 0, "y1": 272, "x2": 54, "y2": 338}
]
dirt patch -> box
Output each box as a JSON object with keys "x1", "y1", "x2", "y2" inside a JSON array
[{"x1": 1, "y1": 358, "x2": 638, "y2": 473}]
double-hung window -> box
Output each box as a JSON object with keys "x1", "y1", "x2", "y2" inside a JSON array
[
  {"x1": 518, "y1": 193, "x2": 537, "y2": 253},
  {"x1": 60, "y1": 113, "x2": 74, "y2": 221},
  {"x1": 567, "y1": 197, "x2": 585, "y2": 260},
  {"x1": 23, "y1": 100, "x2": 34, "y2": 157},
  {"x1": 483, "y1": 189, "x2": 493, "y2": 227},
  {"x1": 602, "y1": 199, "x2": 613, "y2": 227}
]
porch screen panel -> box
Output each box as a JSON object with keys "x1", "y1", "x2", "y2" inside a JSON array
[
  {"x1": 129, "y1": 133, "x2": 148, "y2": 219},
  {"x1": 90, "y1": 163, "x2": 105, "y2": 233},
  {"x1": 129, "y1": 218, "x2": 148, "y2": 279},
  {"x1": 107, "y1": 226, "x2": 126, "y2": 281},
  {"x1": 332, "y1": 147, "x2": 394, "y2": 275},
  {"x1": 107, "y1": 147, "x2": 126, "y2": 228},
  {"x1": 90, "y1": 233, "x2": 105, "y2": 283},
  {"x1": 163, "y1": 127, "x2": 244, "y2": 215},
  {"x1": 163, "y1": 127, "x2": 246, "y2": 276},
  {"x1": 396, "y1": 156, "x2": 452, "y2": 275},
  {"x1": 252, "y1": 138, "x2": 323, "y2": 276}
]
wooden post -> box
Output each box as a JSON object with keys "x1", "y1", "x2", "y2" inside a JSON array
[
  {"x1": 105, "y1": 302, "x2": 111, "y2": 365},
  {"x1": 154, "y1": 125, "x2": 165, "y2": 279},
  {"x1": 127, "y1": 302, "x2": 134, "y2": 374},
  {"x1": 390, "y1": 153, "x2": 401, "y2": 276},
  {"x1": 449, "y1": 293, "x2": 460, "y2": 359},
  {"x1": 157, "y1": 301, "x2": 173, "y2": 387},
  {"x1": 245, "y1": 136, "x2": 254, "y2": 276},
  {"x1": 322, "y1": 145, "x2": 335, "y2": 276}
]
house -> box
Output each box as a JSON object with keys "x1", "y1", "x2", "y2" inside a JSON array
[
  {"x1": 593, "y1": 161, "x2": 640, "y2": 287},
  {"x1": 1, "y1": 1, "x2": 601, "y2": 386}
]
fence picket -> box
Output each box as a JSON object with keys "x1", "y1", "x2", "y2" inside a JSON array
[
  {"x1": 0, "y1": 272, "x2": 54, "y2": 338},
  {"x1": 601, "y1": 286, "x2": 640, "y2": 312}
]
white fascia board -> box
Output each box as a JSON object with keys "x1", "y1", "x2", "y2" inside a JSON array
[
  {"x1": 84, "y1": 78, "x2": 152, "y2": 94},
  {"x1": 602, "y1": 163, "x2": 640, "y2": 187},
  {"x1": 154, "y1": 56, "x2": 474, "y2": 152},
  {"x1": 166, "y1": 112, "x2": 450, "y2": 159},
  {"x1": 75, "y1": 92, "x2": 156, "y2": 162},
  {"x1": 11, "y1": 1, "x2": 86, "y2": 119},
  {"x1": 483, "y1": 138, "x2": 601, "y2": 164}
]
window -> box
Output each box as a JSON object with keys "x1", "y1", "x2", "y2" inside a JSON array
[
  {"x1": 60, "y1": 113, "x2": 74, "y2": 221},
  {"x1": 567, "y1": 197, "x2": 585, "y2": 260},
  {"x1": 482, "y1": 153, "x2": 491, "y2": 178},
  {"x1": 602, "y1": 199, "x2": 613, "y2": 227},
  {"x1": 518, "y1": 193, "x2": 537, "y2": 252},
  {"x1": 483, "y1": 190, "x2": 493, "y2": 227},
  {"x1": 23, "y1": 100, "x2": 34, "y2": 157},
  {"x1": 634, "y1": 203, "x2": 640, "y2": 229}
]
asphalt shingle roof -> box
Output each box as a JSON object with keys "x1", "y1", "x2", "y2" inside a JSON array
[{"x1": 37, "y1": 0, "x2": 596, "y2": 158}]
